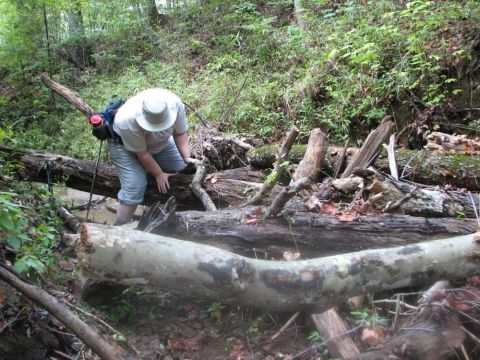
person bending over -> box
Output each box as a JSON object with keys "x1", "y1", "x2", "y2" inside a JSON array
[{"x1": 109, "y1": 88, "x2": 194, "y2": 225}]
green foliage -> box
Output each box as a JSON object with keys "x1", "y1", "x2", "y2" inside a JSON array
[
  {"x1": 0, "y1": 184, "x2": 61, "y2": 279},
  {"x1": 1, "y1": 0, "x2": 479, "y2": 155},
  {"x1": 351, "y1": 309, "x2": 389, "y2": 329},
  {"x1": 307, "y1": 330, "x2": 324, "y2": 343}
]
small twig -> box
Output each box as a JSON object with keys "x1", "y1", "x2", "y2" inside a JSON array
[
  {"x1": 270, "y1": 311, "x2": 300, "y2": 341},
  {"x1": 69, "y1": 197, "x2": 108, "y2": 211},
  {"x1": 372, "y1": 299, "x2": 417, "y2": 311},
  {"x1": 75, "y1": 344, "x2": 86, "y2": 360},
  {"x1": 183, "y1": 102, "x2": 208, "y2": 128},
  {"x1": 461, "y1": 326, "x2": 480, "y2": 347},
  {"x1": 0, "y1": 308, "x2": 24, "y2": 334},
  {"x1": 54, "y1": 349, "x2": 76, "y2": 360},
  {"x1": 400, "y1": 150, "x2": 422, "y2": 179},
  {"x1": 382, "y1": 186, "x2": 418, "y2": 213}
]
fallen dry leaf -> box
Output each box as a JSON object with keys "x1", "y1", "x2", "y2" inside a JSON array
[
  {"x1": 229, "y1": 339, "x2": 246, "y2": 358},
  {"x1": 338, "y1": 213, "x2": 357, "y2": 222},
  {"x1": 320, "y1": 202, "x2": 338, "y2": 215},
  {"x1": 254, "y1": 207, "x2": 263, "y2": 217}
]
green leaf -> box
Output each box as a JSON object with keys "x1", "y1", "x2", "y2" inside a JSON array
[
  {"x1": 7, "y1": 233, "x2": 21, "y2": 249},
  {"x1": 0, "y1": 212, "x2": 14, "y2": 231},
  {"x1": 15, "y1": 255, "x2": 45, "y2": 274}
]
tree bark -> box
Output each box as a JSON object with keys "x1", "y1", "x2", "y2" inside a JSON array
[
  {"x1": 77, "y1": 225, "x2": 480, "y2": 312},
  {"x1": 342, "y1": 118, "x2": 395, "y2": 178},
  {"x1": 248, "y1": 146, "x2": 480, "y2": 191},
  {"x1": 41, "y1": 75, "x2": 95, "y2": 117},
  {"x1": 166, "y1": 207, "x2": 478, "y2": 258},
  {"x1": 0, "y1": 145, "x2": 266, "y2": 209}
]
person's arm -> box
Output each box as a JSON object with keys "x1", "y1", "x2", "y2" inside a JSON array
[
  {"x1": 173, "y1": 130, "x2": 196, "y2": 163},
  {"x1": 135, "y1": 150, "x2": 175, "y2": 193}
]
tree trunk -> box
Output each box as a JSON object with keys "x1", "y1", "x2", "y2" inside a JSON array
[
  {"x1": 293, "y1": 0, "x2": 306, "y2": 29},
  {"x1": 77, "y1": 225, "x2": 480, "y2": 312},
  {"x1": 248, "y1": 146, "x2": 480, "y2": 191},
  {"x1": 0, "y1": 145, "x2": 266, "y2": 209},
  {"x1": 165, "y1": 208, "x2": 478, "y2": 258}
]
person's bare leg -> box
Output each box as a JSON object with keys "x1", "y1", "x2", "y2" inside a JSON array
[{"x1": 115, "y1": 203, "x2": 137, "y2": 225}]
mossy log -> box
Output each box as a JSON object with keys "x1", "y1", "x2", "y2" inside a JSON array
[
  {"x1": 247, "y1": 146, "x2": 480, "y2": 190},
  {"x1": 77, "y1": 225, "x2": 480, "y2": 312}
]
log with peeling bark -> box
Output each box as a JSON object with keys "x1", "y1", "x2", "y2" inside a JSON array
[
  {"x1": 164, "y1": 208, "x2": 479, "y2": 258},
  {"x1": 77, "y1": 225, "x2": 480, "y2": 312},
  {"x1": 248, "y1": 146, "x2": 480, "y2": 191},
  {"x1": 342, "y1": 117, "x2": 395, "y2": 178}
]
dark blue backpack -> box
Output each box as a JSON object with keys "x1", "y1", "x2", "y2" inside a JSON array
[{"x1": 92, "y1": 98, "x2": 125, "y2": 142}]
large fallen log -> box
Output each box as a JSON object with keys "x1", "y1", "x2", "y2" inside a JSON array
[
  {"x1": 165, "y1": 208, "x2": 478, "y2": 258},
  {"x1": 0, "y1": 145, "x2": 266, "y2": 209},
  {"x1": 77, "y1": 225, "x2": 480, "y2": 312},
  {"x1": 248, "y1": 146, "x2": 480, "y2": 191}
]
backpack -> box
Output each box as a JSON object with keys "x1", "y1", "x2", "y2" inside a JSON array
[{"x1": 91, "y1": 98, "x2": 125, "y2": 142}]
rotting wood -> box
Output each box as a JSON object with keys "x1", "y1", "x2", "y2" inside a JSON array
[
  {"x1": 341, "y1": 118, "x2": 395, "y2": 178},
  {"x1": 310, "y1": 309, "x2": 360, "y2": 359},
  {"x1": 57, "y1": 206, "x2": 81, "y2": 232},
  {"x1": 292, "y1": 128, "x2": 328, "y2": 183},
  {"x1": 333, "y1": 138, "x2": 349, "y2": 179},
  {"x1": 77, "y1": 225, "x2": 480, "y2": 312},
  {"x1": 363, "y1": 174, "x2": 480, "y2": 218},
  {"x1": 243, "y1": 125, "x2": 299, "y2": 206},
  {"x1": 0, "y1": 265, "x2": 122, "y2": 360},
  {"x1": 425, "y1": 131, "x2": 480, "y2": 154}
]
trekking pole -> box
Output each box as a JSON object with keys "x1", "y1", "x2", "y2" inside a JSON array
[{"x1": 86, "y1": 140, "x2": 103, "y2": 222}]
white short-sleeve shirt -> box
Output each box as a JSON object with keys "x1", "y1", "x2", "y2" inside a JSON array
[{"x1": 113, "y1": 89, "x2": 188, "y2": 154}]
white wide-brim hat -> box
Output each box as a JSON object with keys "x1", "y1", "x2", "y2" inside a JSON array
[{"x1": 136, "y1": 89, "x2": 177, "y2": 132}]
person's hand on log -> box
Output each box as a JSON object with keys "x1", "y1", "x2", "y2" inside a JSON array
[{"x1": 155, "y1": 172, "x2": 176, "y2": 193}]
